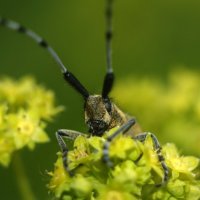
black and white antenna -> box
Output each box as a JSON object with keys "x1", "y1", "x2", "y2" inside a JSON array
[
  {"x1": 102, "y1": 0, "x2": 115, "y2": 99},
  {"x1": 0, "y1": 17, "x2": 89, "y2": 99}
]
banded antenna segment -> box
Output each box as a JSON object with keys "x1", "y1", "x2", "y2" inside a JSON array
[
  {"x1": 0, "y1": 17, "x2": 67, "y2": 73},
  {"x1": 102, "y1": 0, "x2": 115, "y2": 98},
  {"x1": 0, "y1": 17, "x2": 90, "y2": 99},
  {"x1": 105, "y1": 0, "x2": 114, "y2": 74}
]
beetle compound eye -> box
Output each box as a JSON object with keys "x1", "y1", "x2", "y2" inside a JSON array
[{"x1": 104, "y1": 98, "x2": 112, "y2": 113}]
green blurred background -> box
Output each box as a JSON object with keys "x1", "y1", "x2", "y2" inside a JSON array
[{"x1": 0, "y1": 0, "x2": 200, "y2": 199}]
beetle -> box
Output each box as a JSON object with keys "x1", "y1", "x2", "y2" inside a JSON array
[{"x1": 0, "y1": 0, "x2": 168, "y2": 186}]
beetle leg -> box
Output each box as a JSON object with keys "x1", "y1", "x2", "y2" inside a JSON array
[
  {"x1": 56, "y1": 129, "x2": 86, "y2": 175},
  {"x1": 134, "y1": 132, "x2": 169, "y2": 186},
  {"x1": 102, "y1": 118, "x2": 136, "y2": 166}
]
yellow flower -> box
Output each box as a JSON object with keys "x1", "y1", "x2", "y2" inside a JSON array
[
  {"x1": 48, "y1": 153, "x2": 70, "y2": 197},
  {"x1": 0, "y1": 137, "x2": 15, "y2": 167},
  {"x1": 6, "y1": 110, "x2": 49, "y2": 149},
  {"x1": 0, "y1": 76, "x2": 62, "y2": 166},
  {"x1": 163, "y1": 143, "x2": 199, "y2": 178}
]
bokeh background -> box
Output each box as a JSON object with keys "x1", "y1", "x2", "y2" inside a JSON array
[{"x1": 0, "y1": 0, "x2": 200, "y2": 199}]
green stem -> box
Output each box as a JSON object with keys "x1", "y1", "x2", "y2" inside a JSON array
[{"x1": 12, "y1": 153, "x2": 37, "y2": 200}]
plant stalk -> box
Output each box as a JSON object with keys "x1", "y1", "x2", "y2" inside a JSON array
[{"x1": 12, "y1": 153, "x2": 37, "y2": 200}]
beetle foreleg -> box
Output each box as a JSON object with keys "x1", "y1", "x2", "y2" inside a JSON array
[{"x1": 56, "y1": 129, "x2": 86, "y2": 176}]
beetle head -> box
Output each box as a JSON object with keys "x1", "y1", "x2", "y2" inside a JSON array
[{"x1": 84, "y1": 95, "x2": 112, "y2": 136}]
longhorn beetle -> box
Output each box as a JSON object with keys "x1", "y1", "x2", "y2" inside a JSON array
[{"x1": 0, "y1": 0, "x2": 168, "y2": 186}]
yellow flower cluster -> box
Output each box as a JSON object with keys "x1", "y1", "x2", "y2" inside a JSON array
[
  {"x1": 48, "y1": 130, "x2": 200, "y2": 199},
  {"x1": 112, "y1": 68, "x2": 200, "y2": 155},
  {"x1": 0, "y1": 76, "x2": 63, "y2": 166}
]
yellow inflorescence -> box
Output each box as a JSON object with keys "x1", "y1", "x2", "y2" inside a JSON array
[
  {"x1": 48, "y1": 132, "x2": 200, "y2": 200},
  {"x1": 0, "y1": 76, "x2": 63, "y2": 166}
]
